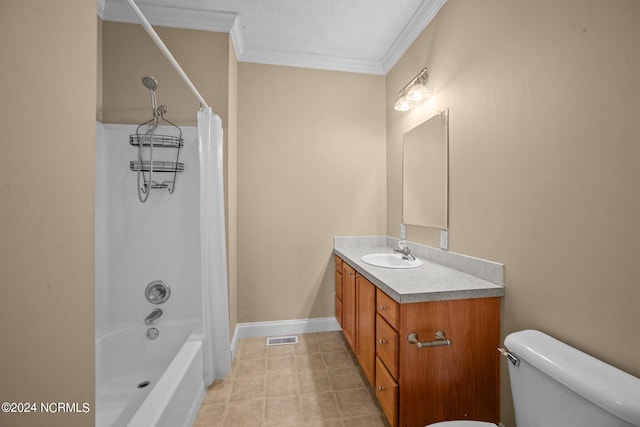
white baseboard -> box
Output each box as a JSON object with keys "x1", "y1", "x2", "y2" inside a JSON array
[{"x1": 230, "y1": 316, "x2": 341, "y2": 359}]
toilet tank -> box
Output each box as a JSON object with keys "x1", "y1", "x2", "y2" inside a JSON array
[{"x1": 504, "y1": 330, "x2": 640, "y2": 427}]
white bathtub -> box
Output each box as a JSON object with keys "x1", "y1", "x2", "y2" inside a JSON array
[{"x1": 96, "y1": 323, "x2": 205, "y2": 427}]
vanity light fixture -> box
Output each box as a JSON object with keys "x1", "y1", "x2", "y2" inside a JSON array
[{"x1": 393, "y1": 67, "x2": 430, "y2": 112}]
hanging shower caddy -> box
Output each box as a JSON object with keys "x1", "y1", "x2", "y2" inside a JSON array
[
  {"x1": 130, "y1": 76, "x2": 184, "y2": 202},
  {"x1": 129, "y1": 120, "x2": 184, "y2": 191}
]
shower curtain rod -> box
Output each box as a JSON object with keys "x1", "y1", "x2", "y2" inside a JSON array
[{"x1": 123, "y1": 0, "x2": 210, "y2": 109}]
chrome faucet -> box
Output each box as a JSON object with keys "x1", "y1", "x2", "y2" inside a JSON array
[
  {"x1": 394, "y1": 240, "x2": 416, "y2": 261},
  {"x1": 145, "y1": 308, "x2": 163, "y2": 326}
]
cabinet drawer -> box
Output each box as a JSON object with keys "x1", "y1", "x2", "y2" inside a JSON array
[
  {"x1": 335, "y1": 295, "x2": 343, "y2": 328},
  {"x1": 376, "y1": 314, "x2": 399, "y2": 379},
  {"x1": 335, "y1": 270, "x2": 343, "y2": 300},
  {"x1": 334, "y1": 255, "x2": 343, "y2": 272},
  {"x1": 376, "y1": 288, "x2": 399, "y2": 330},
  {"x1": 375, "y1": 357, "x2": 398, "y2": 427}
]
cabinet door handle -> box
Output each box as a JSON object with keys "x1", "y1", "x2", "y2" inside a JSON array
[
  {"x1": 377, "y1": 385, "x2": 385, "y2": 391},
  {"x1": 379, "y1": 305, "x2": 386, "y2": 311},
  {"x1": 378, "y1": 338, "x2": 386, "y2": 345},
  {"x1": 407, "y1": 330, "x2": 451, "y2": 348}
]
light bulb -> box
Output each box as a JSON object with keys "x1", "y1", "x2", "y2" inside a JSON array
[
  {"x1": 393, "y1": 96, "x2": 416, "y2": 112},
  {"x1": 405, "y1": 83, "x2": 430, "y2": 102}
]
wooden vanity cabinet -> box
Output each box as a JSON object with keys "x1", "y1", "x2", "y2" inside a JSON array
[
  {"x1": 334, "y1": 255, "x2": 500, "y2": 427},
  {"x1": 377, "y1": 289, "x2": 400, "y2": 327},
  {"x1": 338, "y1": 259, "x2": 376, "y2": 386},
  {"x1": 375, "y1": 288, "x2": 401, "y2": 426},
  {"x1": 376, "y1": 313, "x2": 399, "y2": 379},
  {"x1": 341, "y1": 262, "x2": 356, "y2": 350},
  {"x1": 355, "y1": 274, "x2": 376, "y2": 385},
  {"x1": 398, "y1": 297, "x2": 500, "y2": 426},
  {"x1": 334, "y1": 256, "x2": 343, "y2": 327},
  {"x1": 376, "y1": 356, "x2": 399, "y2": 426}
]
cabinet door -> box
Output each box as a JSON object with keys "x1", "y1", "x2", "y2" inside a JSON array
[
  {"x1": 335, "y1": 295, "x2": 343, "y2": 328},
  {"x1": 335, "y1": 269, "x2": 343, "y2": 301},
  {"x1": 341, "y1": 263, "x2": 356, "y2": 351},
  {"x1": 398, "y1": 298, "x2": 500, "y2": 427},
  {"x1": 355, "y1": 274, "x2": 376, "y2": 386},
  {"x1": 335, "y1": 264, "x2": 343, "y2": 328}
]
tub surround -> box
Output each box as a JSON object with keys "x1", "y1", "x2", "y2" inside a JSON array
[{"x1": 333, "y1": 236, "x2": 504, "y2": 303}]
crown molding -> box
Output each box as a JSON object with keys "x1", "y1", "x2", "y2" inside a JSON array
[
  {"x1": 99, "y1": 0, "x2": 383, "y2": 75},
  {"x1": 229, "y1": 15, "x2": 246, "y2": 62},
  {"x1": 100, "y1": 0, "x2": 237, "y2": 33},
  {"x1": 97, "y1": 0, "x2": 107, "y2": 17},
  {"x1": 381, "y1": 0, "x2": 447, "y2": 74},
  {"x1": 98, "y1": 0, "x2": 445, "y2": 76},
  {"x1": 237, "y1": 47, "x2": 385, "y2": 75}
]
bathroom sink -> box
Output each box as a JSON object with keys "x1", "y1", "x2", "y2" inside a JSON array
[{"x1": 361, "y1": 253, "x2": 422, "y2": 269}]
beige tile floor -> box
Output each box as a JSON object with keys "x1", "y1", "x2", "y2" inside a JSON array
[{"x1": 194, "y1": 331, "x2": 390, "y2": 427}]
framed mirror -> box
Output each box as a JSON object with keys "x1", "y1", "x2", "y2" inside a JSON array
[{"x1": 402, "y1": 108, "x2": 449, "y2": 229}]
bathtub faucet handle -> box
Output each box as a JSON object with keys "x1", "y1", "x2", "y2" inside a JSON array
[{"x1": 145, "y1": 308, "x2": 163, "y2": 326}]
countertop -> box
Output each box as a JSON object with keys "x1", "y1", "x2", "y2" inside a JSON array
[{"x1": 333, "y1": 244, "x2": 505, "y2": 304}]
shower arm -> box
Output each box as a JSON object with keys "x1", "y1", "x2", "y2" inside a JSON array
[
  {"x1": 150, "y1": 90, "x2": 159, "y2": 120},
  {"x1": 123, "y1": 0, "x2": 210, "y2": 110}
]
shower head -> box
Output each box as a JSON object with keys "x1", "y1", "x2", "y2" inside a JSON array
[{"x1": 142, "y1": 76, "x2": 158, "y2": 91}]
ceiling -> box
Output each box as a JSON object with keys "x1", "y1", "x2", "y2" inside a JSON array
[{"x1": 99, "y1": 0, "x2": 446, "y2": 75}]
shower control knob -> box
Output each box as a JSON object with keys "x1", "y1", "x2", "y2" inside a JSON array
[
  {"x1": 145, "y1": 280, "x2": 171, "y2": 304},
  {"x1": 146, "y1": 328, "x2": 159, "y2": 340}
]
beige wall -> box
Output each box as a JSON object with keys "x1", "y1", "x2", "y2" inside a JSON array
[
  {"x1": 387, "y1": 1, "x2": 640, "y2": 425},
  {"x1": 0, "y1": 1, "x2": 96, "y2": 426},
  {"x1": 237, "y1": 64, "x2": 386, "y2": 323},
  {"x1": 101, "y1": 21, "x2": 229, "y2": 127}
]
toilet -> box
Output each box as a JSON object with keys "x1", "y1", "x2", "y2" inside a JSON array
[{"x1": 427, "y1": 329, "x2": 640, "y2": 427}]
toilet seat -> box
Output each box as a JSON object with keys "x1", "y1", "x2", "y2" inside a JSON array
[{"x1": 426, "y1": 421, "x2": 497, "y2": 427}]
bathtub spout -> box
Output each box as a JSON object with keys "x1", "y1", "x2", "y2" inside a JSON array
[{"x1": 145, "y1": 308, "x2": 163, "y2": 326}]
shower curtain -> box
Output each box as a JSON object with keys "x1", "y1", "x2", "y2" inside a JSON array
[{"x1": 198, "y1": 107, "x2": 231, "y2": 386}]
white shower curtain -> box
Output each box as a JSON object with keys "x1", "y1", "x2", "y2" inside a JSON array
[{"x1": 198, "y1": 107, "x2": 231, "y2": 386}]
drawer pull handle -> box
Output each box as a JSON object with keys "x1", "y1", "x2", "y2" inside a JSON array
[
  {"x1": 378, "y1": 338, "x2": 386, "y2": 345},
  {"x1": 407, "y1": 330, "x2": 451, "y2": 348},
  {"x1": 379, "y1": 305, "x2": 386, "y2": 311},
  {"x1": 377, "y1": 386, "x2": 385, "y2": 391}
]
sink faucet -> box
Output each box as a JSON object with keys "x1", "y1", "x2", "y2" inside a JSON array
[
  {"x1": 394, "y1": 240, "x2": 416, "y2": 261},
  {"x1": 145, "y1": 308, "x2": 163, "y2": 326}
]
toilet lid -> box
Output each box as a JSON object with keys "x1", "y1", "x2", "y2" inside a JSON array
[{"x1": 426, "y1": 421, "x2": 497, "y2": 427}]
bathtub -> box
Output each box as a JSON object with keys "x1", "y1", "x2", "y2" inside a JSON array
[{"x1": 96, "y1": 323, "x2": 205, "y2": 427}]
